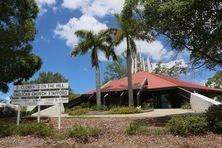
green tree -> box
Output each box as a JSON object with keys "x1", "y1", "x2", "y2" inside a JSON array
[
  {"x1": 206, "y1": 71, "x2": 222, "y2": 102},
  {"x1": 25, "y1": 72, "x2": 79, "y2": 101},
  {"x1": 71, "y1": 30, "x2": 117, "y2": 105},
  {"x1": 107, "y1": 0, "x2": 153, "y2": 106},
  {"x1": 129, "y1": 0, "x2": 222, "y2": 68},
  {"x1": 0, "y1": 0, "x2": 42, "y2": 93},
  {"x1": 103, "y1": 57, "x2": 127, "y2": 84},
  {"x1": 103, "y1": 58, "x2": 187, "y2": 83},
  {"x1": 206, "y1": 71, "x2": 222, "y2": 89},
  {"x1": 152, "y1": 61, "x2": 187, "y2": 79}
]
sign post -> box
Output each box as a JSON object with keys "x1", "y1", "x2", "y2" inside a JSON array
[
  {"x1": 58, "y1": 103, "x2": 61, "y2": 129},
  {"x1": 16, "y1": 105, "x2": 20, "y2": 126},
  {"x1": 37, "y1": 105, "x2": 40, "y2": 123},
  {"x1": 12, "y1": 83, "x2": 69, "y2": 129}
]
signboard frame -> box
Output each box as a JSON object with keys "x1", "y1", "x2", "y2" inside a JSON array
[{"x1": 12, "y1": 82, "x2": 69, "y2": 129}]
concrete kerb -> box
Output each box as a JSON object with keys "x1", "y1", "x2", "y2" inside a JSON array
[{"x1": 62, "y1": 109, "x2": 195, "y2": 118}]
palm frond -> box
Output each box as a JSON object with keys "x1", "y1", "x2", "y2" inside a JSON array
[
  {"x1": 71, "y1": 40, "x2": 93, "y2": 57},
  {"x1": 75, "y1": 30, "x2": 94, "y2": 39},
  {"x1": 129, "y1": 37, "x2": 137, "y2": 55}
]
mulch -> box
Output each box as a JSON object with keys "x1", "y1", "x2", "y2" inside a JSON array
[{"x1": 0, "y1": 117, "x2": 222, "y2": 148}]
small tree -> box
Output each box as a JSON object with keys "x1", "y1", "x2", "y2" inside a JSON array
[
  {"x1": 103, "y1": 57, "x2": 127, "y2": 84},
  {"x1": 103, "y1": 59, "x2": 187, "y2": 83},
  {"x1": 152, "y1": 61, "x2": 187, "y2": 79},
  {"x1": 206, "y1": 71, "x2": 222, "y2": 102},
  {"x1": 25, "y1": 72, "x2": 79, "y2": 101}
]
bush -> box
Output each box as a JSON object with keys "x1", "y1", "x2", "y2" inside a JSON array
[
  {"x1": 126, "y1": 123, "x2": 147, "y2": 135},
  {"x1": 17, "y1": 123, "x2": 54, "y2": 137},
  {"x1": 67, "y1": 125, "x2": 101, "y2": 142},
  {"x1": 166, "y1": 115, "x2": 207, "y2": 136},
  {"x1": 205, "y1": 105, "x2": 222, "y2": 133},
  {"x1": 126, "y1": 122, "x2": 167, "y2": 135},
  {"x1": 68, "y1": 125, "x2": 89, "y2": 142},
  {"x1": 146, "y1": 128, "x2": 168, "y2": 136},
  {"x1": 109, "y1": 106, "x2": 141, "y2": 114},
  {"x1": 142, "y1": 103, "x2": 153, "y2": 109},
  {"x1": 181, "y1": 101, "x2": 191, "y2": 109},
  {"x1": 88, "y1": 127, "x2": 101, "y2": 138},
  {"x1": 79, "y1": 102, "x2": 90, "y2": 108},
  {"x1": 0, "y1": 125, "x2": 15, "y2": 137},
  {"x1": 68, "y1": 107, "x2": 89, "y2": 115},
  {"x1": 91, "y1": 105, "x2": 108, "y2": 111}
]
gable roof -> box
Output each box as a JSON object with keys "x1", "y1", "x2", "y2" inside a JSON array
[{"x1": 85, "y1": 71, "x2": 222, "y2": 94}]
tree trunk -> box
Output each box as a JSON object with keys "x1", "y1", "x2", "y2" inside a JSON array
[
  {"x1": 126, "y1": 36, "x2": 134, "y2": 106},
  {"x1": 96, "y1": 65, "x2": 101, "y2": 105}
]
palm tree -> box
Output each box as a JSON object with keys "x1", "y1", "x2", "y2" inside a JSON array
[
  {"x1": 71, "y1": 30, "x2": 117, "y2": 105},
  {"x1": 106, "y1": 3, "x2": 153, "y2": 106}
]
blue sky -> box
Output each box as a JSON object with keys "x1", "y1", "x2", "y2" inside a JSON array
[{"x1": 0, "y1": 0, "x2": 217, "y2": 99}]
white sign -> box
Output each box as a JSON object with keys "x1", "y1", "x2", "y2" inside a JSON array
[
  {"x1": 13, "y1": 82, "x2": 69, "y2": 129},
  {"x1": 14, "y1": 83, "x2": 68, "y2": 91},
  {"x1": 13, "y1": 90, "x2": 69, "y2": 97},
  {"x1": 11, "y1": 98, "x2": 69, "y2": 106}
]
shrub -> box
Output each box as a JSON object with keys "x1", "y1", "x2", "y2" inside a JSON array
[
  {"x1": 126, "y1": 123, "x2": 147, "y2": 135},
  {"x1": 0, "y1": 125, "x2": 15, "y2": 137},
  {"x1": 166, "y1": 115, "x2": 207, "y2": 136},
  {"x1": 67, "y1": 125, "x2": 101, "y2": 142},
  {"x1": 142, "y1": 103, "x2": 153, "y2": 109},
  {"x1": 68, "y1": 125, "x2": 89, "y2": 142},
  {"x1": 205, "y1": 105, "x2": 222, "y2": 133},
  {"x1": 68, "y1": 107, "x2": 89, "y2": 115},
  {"x1": 16, "y1": 123, "x2": 54, "y2": 137},
  {"x1": 181, "y1": 101, "x2": 191, "y2": 109},
  {"x1": 126, "y1": 122, "x2": 167, "y2": 136},
  {"x1": 88, "y1": 127, "x2": 101, "y2": 138},
  {"x1": 146, "y1": 128, "x2": 168, "y2": 135},
  {"x1": 80, "y1": 102, "x2": 90, "y2": 108},
  {"x1": 91, "y1": 105, "x2": 108, "y2": 111},
  {"x1": 109, "y1": 106, "x2": 141, "y2": 114}
]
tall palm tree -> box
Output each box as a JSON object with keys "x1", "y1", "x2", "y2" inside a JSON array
[
  {"x1": 71, "y1": 30, "x2": 117, "y2": 105},
  {"x1": 107, "y1": 2, "x2": 153, "y2": 106}
]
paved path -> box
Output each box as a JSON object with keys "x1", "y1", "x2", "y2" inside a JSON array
[{"x1": 63, "y1": 109, "x2": 195, "y2": 118}]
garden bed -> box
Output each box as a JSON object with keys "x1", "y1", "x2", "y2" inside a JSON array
[{"x1": 0, "y1": 116, "x2": 222, "y2": 147}]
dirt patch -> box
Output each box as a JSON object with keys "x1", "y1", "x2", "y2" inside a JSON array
[{"x1": 0, "y1": 117, "x2": 222, "y2": 148}]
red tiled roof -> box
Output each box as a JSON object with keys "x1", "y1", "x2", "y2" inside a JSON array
[{"x1": 85, "y1": 71, "x2": 222, "y2": 94}]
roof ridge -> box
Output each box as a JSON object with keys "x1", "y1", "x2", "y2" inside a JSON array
[{"x1": 146, "y1": 72, "x2": 178, "y2": 86}]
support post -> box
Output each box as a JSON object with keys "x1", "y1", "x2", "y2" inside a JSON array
[
  {"x1": 17, "y1": 105, "x2": 21, "y2": 126},
  {"x1": 37, "y1": 105, "x2": 40, "y2": 123},
  {"x1": 137, "y1": 91, "x2": 141, "y2": 106},
  {"x1": 58, "y1": 87, "x2": 62, "y2": 129},
  {"x1": 103, "y1": 93, "x2": 109, "y2": 106},
  {"x1": 58, "y1": 103, "x2": 61, "y2": 129},
  {"x1": 37, "y1": 89, "x2": 41, "y2": 123},
  {"x1": 88, "y1": 94, "x2": 94, "y2": 107},
  {"x1": 120, "y1": 92, "x2": 124, "y2": 105}
]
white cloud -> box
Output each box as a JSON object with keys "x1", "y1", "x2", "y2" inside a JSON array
[
  {"x1": 152, "y1": 59, "x2": 188, "y2": 71},
  {"x1": 54, "y1": 14, "x2": 108, "y2": 48},
  {"x1": 114, "y1": 40, "x2": 171, "y2": 61},
  {"x1": 36, "y1": 0, "x2": 56, "y2": 15},
  {"x1": 193, "y1": 79, "x2": 207, "y2": 86},
  {"x1": 98, "y1": 52, "x2": 108, "y2": 62},
  {"x1": 163, "y1": 59, "x2": 187, "y2": 68},
  {"x1": 62, "y1": 0, "x2": 124, "y2": 17},
  {"x1": 62, "y1": 0, "x2": 88, "y2": 11},
  {"x1": 36, "y1": 0, "x2": 56, "y2": 6},
  {"x1": 40, "y1": 35, "x2": 50, "y2": 43}
]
